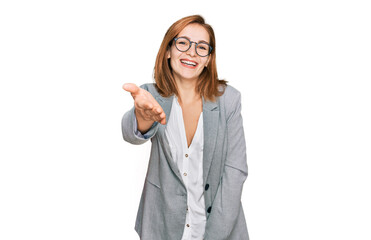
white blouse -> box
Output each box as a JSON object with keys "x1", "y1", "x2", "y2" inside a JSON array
[{"x1": 165, "y1": 96, "x2": 206, "y2": 240}]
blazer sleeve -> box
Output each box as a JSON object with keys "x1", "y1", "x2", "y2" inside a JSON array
[
  {"x1": 204, "y1": 91, "x2": 248, "y2": 239},
  {"x1": 121, "y1": 84, "x2": 160, "y2": 145}
]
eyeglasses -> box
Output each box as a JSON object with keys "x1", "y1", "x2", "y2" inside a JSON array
[{"x1": 173, "y1": 37, "x2": 212, "y2": 57}]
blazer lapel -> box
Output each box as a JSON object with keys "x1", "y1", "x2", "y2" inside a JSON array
[
  {"x1": 155, "y1": 94, "x2": 174, "y2": 125},
  {"x1": 202, "y1": 96, "x2": 219, "y2": 184},
  {"x1": 155, "y1": 94, "x2": 186, "y2": 182}
]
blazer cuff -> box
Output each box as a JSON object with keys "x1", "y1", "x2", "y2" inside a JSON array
[
  {"x1": 122, "y1": 106, "x2": 159, "y2": 145},
  {"x1": 133, "y1": 113, "x2": 159, "y2": 139}
]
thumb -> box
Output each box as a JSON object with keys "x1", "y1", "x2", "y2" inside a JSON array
[{"x1": 123, "y1": 83, "x2": 140, "y2": 96}]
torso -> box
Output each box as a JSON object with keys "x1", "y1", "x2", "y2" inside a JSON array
[{"x1": 179, "y1": 98, "x2": 203, "y2": 148}]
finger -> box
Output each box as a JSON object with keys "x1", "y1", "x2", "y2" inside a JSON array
[
  {"x1": 140, "y1": 112, "x2": 152, "y2": 121},
  {"x1": 136, "y1": 100, "x2": 153, "y2": 110},
  {"x1": 155, "y1": 107, "x2": 163, "y2": 114},
  {"x1": 143, "y1": 109, "x2": 153, "y2": 117},
  {"x1": 156, "y1": 114, "x2": 166, "y2": 123},
  {"x1": 152, "y1": 115, "x2": 161, "y2": 122},
  {"x1": 159, "y1": 112, "x2": 166, "y2": 119},
  {"x1": 159, "y1": 117, "x2": 166, "y2": 125},
  {"x1": 149, "y1": 105, "x2": 164, "y2": 115},
  {"x1": 122, "y1": 83, "x2": 140, "y2": 96},
  {"x1": 154, "y1": 112, "x2": 166, "y2": 124},
  {"x1": 149, "y1": 106, "x2": 163, "y2": 116},
  {"x1": 135, "y1": 109, "x2": 147, "y2": 121},
  {"x1": 148, "y1": 110, "x2": 164, "y2": 123}
]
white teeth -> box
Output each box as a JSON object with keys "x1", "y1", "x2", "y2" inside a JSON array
[{"x1": 181, "y1": 60, "x2": 197, "y2": 66}]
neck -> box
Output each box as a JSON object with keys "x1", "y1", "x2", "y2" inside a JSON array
[{"x1": 175, "y1": 78, "x2": 201, "y2": 105}]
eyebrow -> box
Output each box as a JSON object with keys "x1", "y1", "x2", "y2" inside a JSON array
[{"x1": 178, "y1": 36, "x2": 210, "y2": 44}]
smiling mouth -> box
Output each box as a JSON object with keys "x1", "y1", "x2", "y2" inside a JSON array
[{"x1": 180, "y1": 59, "x2": 198, "y2": 68}]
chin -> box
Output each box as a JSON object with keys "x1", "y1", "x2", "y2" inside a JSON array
[
  {"x1": 183, "y1": 71, "x2": 202, "y2": 79},
  {"x1": 181, "y1": 75, "x2": 199, "y2": 81}
]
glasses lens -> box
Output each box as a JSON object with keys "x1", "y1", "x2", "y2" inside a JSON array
[
  {"x1": 196, "y1": 43, "x2": 211, "y2": 57},
  {"x1": 175, "y1": 38, "x2": 190, "y2": 52}
]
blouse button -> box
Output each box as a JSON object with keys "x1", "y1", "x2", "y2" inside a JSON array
[
  {"x1": 185, "y1": 154, "x2": 188, "y2": 157},
  {"x1": 186, "y1": 224, "x2": 190, "y2": 227},
  {"x1": 183, "y1": 173, "x2": 187, "y2": 176}
]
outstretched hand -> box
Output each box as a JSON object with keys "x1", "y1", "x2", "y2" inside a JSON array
[{"x1": 123, "y1": 83, "x2": 166, "y2": 125}]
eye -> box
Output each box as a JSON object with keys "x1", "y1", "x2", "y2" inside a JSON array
[{"x1": 197, "y1": 43, "x2": 209, "y2": 51}]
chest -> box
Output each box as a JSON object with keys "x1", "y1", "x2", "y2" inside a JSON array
[{"x1": 179, "y1": 101, "x2": 202, "y2": 148}]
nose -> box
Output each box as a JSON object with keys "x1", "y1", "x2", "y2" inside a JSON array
[{"x1": 186, "y1": 42, "x2": 197, "y2": 57}]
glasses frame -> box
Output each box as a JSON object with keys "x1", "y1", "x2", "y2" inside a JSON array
[{"x1": 173, "y1": 37, "x2": 213, "y2": 57}]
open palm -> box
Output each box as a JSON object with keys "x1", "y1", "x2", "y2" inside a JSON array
[{"x1": 122, "y1": 83, "x2": 166, "y2": 125}]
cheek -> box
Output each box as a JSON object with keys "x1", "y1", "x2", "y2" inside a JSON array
[
  {"x1": 169, "y1": 52, "x2": 183, "y2": 67},
  {"x1": 170, "y1": 58, "x2": 178, "y2": 69},
  {"x1": 169, "y1": 47, "x2": 179, "y2": 59},
  {"x1": 199, "y1": 60, "x2": 208, "y2": 68}
]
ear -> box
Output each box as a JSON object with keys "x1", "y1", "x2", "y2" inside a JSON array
[{"x1": 167, "y1": 50, "x2": 170, "y2": 59}]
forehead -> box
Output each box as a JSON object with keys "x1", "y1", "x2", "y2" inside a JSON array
[{"x1": 177, "y1": 23, "x2": 210, "y2": 43}]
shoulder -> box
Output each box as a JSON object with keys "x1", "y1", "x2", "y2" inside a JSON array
[
  {"x1": 221, "y1": 84, "x2": 241, "y2": 97},
  {"x1": 218, "y1": 84, "x2": 243, "y2": 120},
  {"x1": 219, "y1": 84, "x2": 242, "y2": 106}
]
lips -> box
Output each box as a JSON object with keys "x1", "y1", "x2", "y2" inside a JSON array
[{"x1": 180, "y1": 59, "x2": 198, "y2": 69}]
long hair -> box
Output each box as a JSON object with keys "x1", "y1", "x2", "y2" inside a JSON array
[{"x1": 153, "y1": 15, "x2": 227, "y2": 102}]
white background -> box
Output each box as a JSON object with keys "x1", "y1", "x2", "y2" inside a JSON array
[{"x1": 1, "y1": 0, "x2": 370, "y2": 239}]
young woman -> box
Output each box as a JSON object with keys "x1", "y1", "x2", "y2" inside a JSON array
[{"x1": 122, "y1": 15, "x2": 249, "y2": 240}]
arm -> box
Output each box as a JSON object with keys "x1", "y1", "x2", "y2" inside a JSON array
[
  {"x1": 121, "y1": 105, "x2": 160, "y2": 145},
  {"x1": 204, "y1": 91, "x2": 248, "y2": 239}
]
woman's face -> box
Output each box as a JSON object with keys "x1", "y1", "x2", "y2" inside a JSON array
[{"x1": 167, "y1": 23, "x2": 211, "y2": 83}]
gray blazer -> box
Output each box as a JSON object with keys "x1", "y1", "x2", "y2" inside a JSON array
[{"x1": 122, "y1": 83, "x2": 249, "y2": 240}]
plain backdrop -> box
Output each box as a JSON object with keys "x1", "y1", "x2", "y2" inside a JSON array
[{"x1": 1, "y1": 0, "x2": 370, "y2": 239}]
